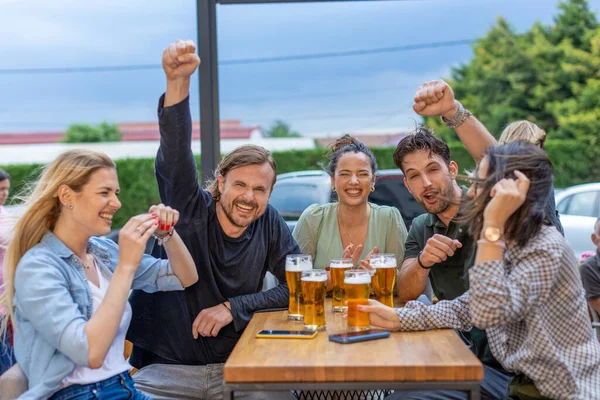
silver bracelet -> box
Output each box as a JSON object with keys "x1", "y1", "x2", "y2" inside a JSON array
[
  {"x1": 441, "y1": 102, "x2": 472, "y2": 129},
  {"x1": 153, "y1": 228, "x2": 174, "y2": 246}
]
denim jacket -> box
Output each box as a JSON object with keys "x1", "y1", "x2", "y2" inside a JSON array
[{"x1": 13, "y1": 232, "x2": 184, "y2": 400}]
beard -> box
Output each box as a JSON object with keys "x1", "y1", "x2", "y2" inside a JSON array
[
  {"x1": 219, "y1": 198, "x2": 259, "y2": 228},
  {"x1": 417, "y1": 179, "x2": 456, "y2": 215}
]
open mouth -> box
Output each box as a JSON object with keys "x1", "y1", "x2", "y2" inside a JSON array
[
  {"x1": 99, "y1": 212, "x2": 114, "y2": 225},
  {"x1": 344, "y1": 188, "x2": 362, "y2": 197},
  {"x1": 422, "y1": 191, "x2": 439, "y2": 204},
  {"x1": 235, "y1": 203, "x2": 255, "y2": 214}
]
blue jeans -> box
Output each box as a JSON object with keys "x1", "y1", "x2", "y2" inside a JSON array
[
  {"x1": 50, "y1": 371, "x2": 151, "y2": 400},
  {"x1": 0, "y1": 328, "x2": 15, "y2": 375}
]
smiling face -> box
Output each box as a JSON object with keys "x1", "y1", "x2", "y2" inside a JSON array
[
  {"x1": 217, "y1": 162, "x2": 275, "y2": 234},
  {"x1": 60, "y1": 167, "x2": 121, "y2": 237},
  {"x1": 0, "y1": 179, "x2": 9, "y2": 207},
  {"x1": 402, "y1": 150, "x2": 458, "y2": 215},
  {"x1": 331, "y1": 152, "x2": 374, "y2": 207}
]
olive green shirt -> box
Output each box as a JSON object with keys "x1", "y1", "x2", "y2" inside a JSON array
[{"x1": 403, "y1": 188, "x2": 476, "y2": 301}]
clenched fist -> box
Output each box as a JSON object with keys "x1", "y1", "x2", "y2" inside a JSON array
[
  {"x1": 413, "y1": 80, "x2": 459, "y2": 120},
  {"x1": 162, "y1": 39, "x2": 200, "y2": 81}
]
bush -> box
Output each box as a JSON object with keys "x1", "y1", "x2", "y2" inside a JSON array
[
  {"x1": 1, "y1": 140, "x2": 598, "y2": 229},
  {"x1": 63, "y1": 122, "x2": 121, "y2": 143}
]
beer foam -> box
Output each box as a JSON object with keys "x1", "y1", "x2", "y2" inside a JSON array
[
  {"x1": 371, "y1": 260, "x2": 397, "y2": 268},
  {"x1": 344, "y1": 275, "x2": 371, "y2": 285},
  {"x1": 286, "y1": 261, "x2": 313, "y2": 271},
  {"x1": 330, "y1": 263, "x2": 353, "y2": 269},
  {"x1": 301, "y1": 275, "x2": 328, "y2": 282}
]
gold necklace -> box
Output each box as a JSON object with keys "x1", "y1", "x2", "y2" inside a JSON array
[{"x1": 337, "y1": 217, "x2": 356, "y2": 245}]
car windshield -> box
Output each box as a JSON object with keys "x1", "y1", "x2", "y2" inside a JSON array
[{"x1": 270, "y1": 182, "x2": 329, "y2": 219}]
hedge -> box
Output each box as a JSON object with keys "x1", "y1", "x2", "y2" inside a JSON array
[{"x1": 2, "y1": 140, "x2": 598, "y2": 229}]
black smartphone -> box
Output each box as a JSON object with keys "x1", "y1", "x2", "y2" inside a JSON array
[
  {"x1": 328, "y1": 329, "x2": 390, "y2": 344},
  {"x1": 256, "y1": 329, "x2": 318, "y2": 339}
]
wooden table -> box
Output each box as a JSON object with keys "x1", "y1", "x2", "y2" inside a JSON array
[{"x1": 223, "y1": 299, "x2": 483, "y2": 400}]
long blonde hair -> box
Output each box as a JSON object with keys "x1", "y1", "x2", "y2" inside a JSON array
[
  {"x1": 1, "y1": 149, "x2": 115, "y2": 335},
  {"x1": 498, "y1": 120, "x2": 546, "y2": 148}
]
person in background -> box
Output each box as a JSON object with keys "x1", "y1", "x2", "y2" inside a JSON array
[
  {"x1": 0, "y1": 149, "x2": 198, "y2": 399},
  {"x1": 412, "y1": 79, "x2": 563, "y2": 235},
  {"x1": 363, "y1": 141, "x2": 600, "y2": 399},
  {"x1": 580, "y1": 218, "x2": 600, "y2": 316},
  {"x1": 0, "y1": 168, "x2": 15, "y2": 375}
]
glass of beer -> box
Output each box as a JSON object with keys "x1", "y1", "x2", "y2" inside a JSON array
[
  {"x1": 370, "y1": 253, "x2": 397, "y2": 308},
  {"x1": 301, "y1": 269, "x2": 328, "y2": 331},
  {"x1": 344, "y1": 270, "x2": 371, "y2": 331},
  {"x1": 286, "y1": 254, "x2": 312, "y2": 321},
  {"x1": 330, "y1": 258, "x2": 353, "y2": 313}
]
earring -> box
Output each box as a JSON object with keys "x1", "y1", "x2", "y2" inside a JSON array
[
  {"x1": 371, "y1": 186, "x2": 375, "y2": 192},
  {"x1": 331, "y1": 187, "x2": 336, "y2": 192},
  {"x1": 67, "y1": 204, "x2": 73, "y2": 209}
]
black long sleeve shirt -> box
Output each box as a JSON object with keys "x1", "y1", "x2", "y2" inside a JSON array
[{"x1": 127, "y1": 95, "x2": 300, "y2": 367}]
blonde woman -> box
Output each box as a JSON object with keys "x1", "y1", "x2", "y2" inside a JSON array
[{"x1": 1, "y1": 149, "x2": 198, "y2": 399}]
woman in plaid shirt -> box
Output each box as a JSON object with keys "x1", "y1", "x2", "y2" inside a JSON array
[{"x1": 362, "y1": 141, "x2": 600, "y2": 400}]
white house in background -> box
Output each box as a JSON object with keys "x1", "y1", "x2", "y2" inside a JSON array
[{"x1": 0, "y1": 120, "x2": 316, "y2": 165}]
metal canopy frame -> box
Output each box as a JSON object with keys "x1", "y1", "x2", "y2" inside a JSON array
[{"x1": 196, "y1": 0, "x2": 396, "y2": 183}]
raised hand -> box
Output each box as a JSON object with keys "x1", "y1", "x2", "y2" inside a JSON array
[
  {"x1": 483, "y1": 170, "x2": 530, "y2": 227},
  {"x1": 162, "y1": 39, "x2": 200, "y2": 81},
  {"x1": 413, "y1": 80, "x2": 459, "y2": 119},
  {"x1": 342, "y1": 243, "x2": 364, "y2": 267},
  {"x1": 419, "y1": 234, "x2": 462, "y2": 268},
  {"x1": 358, "y1": 246, "x2": 379, "y2": 271},
  {"x1": 117, "y1": 213, "x2": 159, "y2": 270}
]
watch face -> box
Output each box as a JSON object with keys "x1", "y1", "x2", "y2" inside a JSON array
[{"x1": 484, "y1": 227, "x2": 502, "y2": 242}]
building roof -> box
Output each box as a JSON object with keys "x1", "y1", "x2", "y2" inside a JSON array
[{"x1": 0, "y1": 120, "x2": 262, "y2": 144}]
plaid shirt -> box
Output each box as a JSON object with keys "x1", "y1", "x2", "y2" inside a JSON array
[{"x1": 397, "y1": 225, "x2": 600, "y2": 400}]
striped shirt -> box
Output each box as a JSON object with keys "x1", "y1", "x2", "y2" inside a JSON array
[{"x1": 397, "y1": 225, "x2": 600, "y2": 400}]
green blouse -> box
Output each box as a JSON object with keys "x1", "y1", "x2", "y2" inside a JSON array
[{"x1": 292, "y1": 202, "x2": 408, "y2": 270}]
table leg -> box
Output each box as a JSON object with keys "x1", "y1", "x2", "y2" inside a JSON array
[
  {"x1": 469, "y1": 383, "x2": 481, "y2": 400},
  {"x1": 223, "y1": 385, "x2": 234, "y2": 400}
]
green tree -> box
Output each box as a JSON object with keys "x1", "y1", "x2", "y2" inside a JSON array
[
  {"x1": 264, "y1": 120, "x2": 301, "y2": 138},
  {"x1": 425, "y1": 0, "x2": 600, "y2": 143},
  {"x1": 63, "y1": 121, "x2": 121, "y2": 143}
]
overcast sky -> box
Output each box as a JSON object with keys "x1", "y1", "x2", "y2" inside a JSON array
[{"x1": 1, "y1": 0, "x2": 599, "y2": 136}]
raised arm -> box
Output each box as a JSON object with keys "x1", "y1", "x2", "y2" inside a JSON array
[
  {"x1": 156, "y1": 40, "x2": 203, "y2": 212},
  {"x1": 413, "y1": 80, "x2": 497, "y2": 162}
]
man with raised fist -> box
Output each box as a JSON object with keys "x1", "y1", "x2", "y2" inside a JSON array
[{"x1": 127, "y1": 40, "x2": 297, "y2": 400}]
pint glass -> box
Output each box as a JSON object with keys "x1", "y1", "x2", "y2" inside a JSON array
[
  {"x1": 344, "y1": 270, "x2": 371, "y2": 331},
  {"x1": 286, "y1": 254, "x2": 312, "y2": 320},
  {"x1": 330, "y1": 258, "x2": 353, "y2": 312},
  {"x1": 370, "y1": 253, "x2": 397, "y2": 308},
  {"x1": 301, "y1": 269, "x2": 328, "y2": 331}
]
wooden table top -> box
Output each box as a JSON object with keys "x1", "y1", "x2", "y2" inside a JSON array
[{"x1": 224, "y1": 299, "x2": 483, "y2": 383}]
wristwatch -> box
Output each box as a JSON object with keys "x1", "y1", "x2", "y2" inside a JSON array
[{"x1": 482, "y1": 226, "x2": 503, "y2": 242}]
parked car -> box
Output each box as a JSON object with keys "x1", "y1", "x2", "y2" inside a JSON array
[
  {"x1": 269, "y1": 169, "x2": 425, "y2": 232},
  {"x1": 555, "y1": 182, "x2": 600, "y2": 259}
]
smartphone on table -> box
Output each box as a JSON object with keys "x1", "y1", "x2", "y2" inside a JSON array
[
  {"x1": 328, "y1": 329, "x2": 390, "y2": 344},
  {"x1": 256, "y1": 329, "x2": 318, "y2": 339}
]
